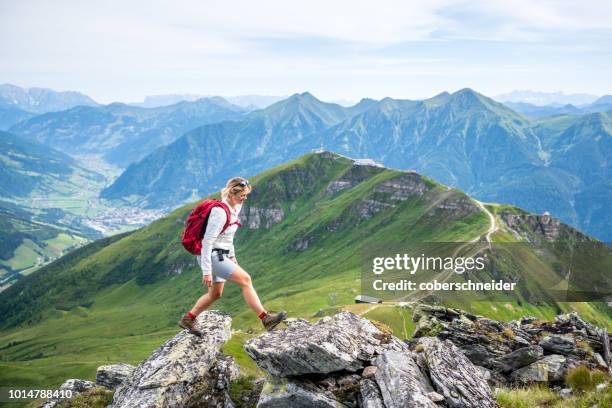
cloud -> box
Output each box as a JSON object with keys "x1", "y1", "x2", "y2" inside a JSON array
[{"x1": 1, "y1": 0, "x2": 610, "y2": 101}]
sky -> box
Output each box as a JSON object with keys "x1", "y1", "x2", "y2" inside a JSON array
[{"x1": 1, "y1": 0, "x2": 611, "y2": 104}]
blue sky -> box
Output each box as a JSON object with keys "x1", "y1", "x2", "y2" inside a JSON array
[{"x1": 1, "y1": 0, "x2": 611, "y2": 103}]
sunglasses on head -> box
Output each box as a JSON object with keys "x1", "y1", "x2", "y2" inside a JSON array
[{"x1": 238, "y1": 180, "x2": 250, "y2": 187}]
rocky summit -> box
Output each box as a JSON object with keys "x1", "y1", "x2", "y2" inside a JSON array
[{"x1": 41, "y1": 306, "x2": 610, "y2": 407}]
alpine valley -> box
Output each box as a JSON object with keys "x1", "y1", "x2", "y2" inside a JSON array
[{"x1": 0, "y1": 152, "x2": 610, "y2": 405}]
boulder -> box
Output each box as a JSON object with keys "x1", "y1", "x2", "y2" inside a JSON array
[
  {"x1": 256, "y1": 378, "x2": 343, "y2": 408},
  {"x1": 510, "y1": 354, "x2": 566, "y2": 384},
  {"x1": 373, "y1": 351, "x2": 439, "y2": 407},
  {"x1": 460, "y1": 344, "x2": 495, "y2": 367},
  {"x1": 244, "y1": 312, "x2": 406, "y2": 377},
  {"x1": 111, "y1": 311, "x2": 236, "y2": 408},
  {"x1": 539, "y1": 335, "x2": 576, "y2": 355},
  {"x1": 96, "y1": 363, "x2": 135, "y2": 389},
  {"x1": 417, "y1": 337, "x2": 499, "y2": 408},
  {"x1": 490, "y1": 346, "x2": 544, "y2": 373}
]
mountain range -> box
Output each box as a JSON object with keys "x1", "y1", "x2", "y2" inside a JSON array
[
  {"x1": 503, "y1": 97, "x2": 612, "y2": 117},
  {"x1": 9, "y1": 97, "x2": 247, "y2": 168},
  {"x1": 0, "y1": 83, "x2": 98, "y2": 114},
  {"x1": 98, "y1": 89, "x2": 611, "y2": 242},
  {"x1": 493, "y1": 90, "x2": 600, "y2": 106},
  {"x1": 0, "y1": 152, "x2": 609, "y2": 391},
  {"x1": 130, "y1": 94, "x2": 287, "y2": 109}
]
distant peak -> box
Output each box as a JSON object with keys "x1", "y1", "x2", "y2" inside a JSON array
[
  {"x1": 454, "y1": 88, "x2": 479, "y2": 96},
  {"x1": 288, "y1": 91, "x2": 318, "y2": 101}
]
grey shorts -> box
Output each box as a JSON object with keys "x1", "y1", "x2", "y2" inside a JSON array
[{"x1": 203, "y1": 251, "x2": 237, "y2": 283}]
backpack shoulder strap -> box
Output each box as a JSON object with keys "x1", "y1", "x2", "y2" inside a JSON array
[{"x1": 213, "y1": 201, "x2": 232, "y2": 233}]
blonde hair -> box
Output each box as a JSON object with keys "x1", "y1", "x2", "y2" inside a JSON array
[{"x1": 221, "y1": 177, "x2": 251, "y2": 200}]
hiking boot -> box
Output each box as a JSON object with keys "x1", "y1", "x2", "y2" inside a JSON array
[
  {"x1": 179, "y1": 314, "x2": 202, "y2": 336},
  {"x1": 262, "y1": 311, "x2": 287, "y2": 331}
]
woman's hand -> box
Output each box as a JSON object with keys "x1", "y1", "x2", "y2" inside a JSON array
[{"x1": 202, "y1": 275, "x2": 212, "y2": 287}]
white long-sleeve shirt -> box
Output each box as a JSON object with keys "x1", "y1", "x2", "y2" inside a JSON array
[{"x1": 199, "y1": 199, "x2": 242, "y2": 276}]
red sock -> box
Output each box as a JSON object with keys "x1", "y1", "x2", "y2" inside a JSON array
[
  {"x1": 187, "y1": 311, "x2": 196, "y2": 319},
  {"x1": 258, "y1": 311, "x2": 267, "y2": 320}
]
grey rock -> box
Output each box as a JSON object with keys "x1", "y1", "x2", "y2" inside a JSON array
[
  {"x1": 539, "y1": 335, "x2": 576, "y2": 355},
  {"x1": 510, "y1": 355, "x2": 566, "y2": 384},
  {"x1": 599, "y1": 328, "x2": 611, "y2": 372},
  {"x1": 96, "y1": 363, "x2": 135, "y2": 389},
  {"x1": 359, "y1": 379, "x2": 385, "y2": 408},
  {"x1": 242, "y1": 207, "x2": 284, "y2": 229},
  {"x1": 461, "y1": 344, "x2": 494, "y2": 367},
  {"x1": 373, "y1": 351, "x2": 438, "y2": 408},
  {"x1": 427, "y1": 195, "x2": 480, "y2": 220},
  {"x1": 418, "y1": 337, "x2": 499, "y2": 408},
  {"x1": 559, "y1": 388, "x2": 572, "y2": 398},
  {"x1": 373, "y1": 173, "x2": 428, "y2": 201},
  {"x1": 490, "y1": 346, "x2": 544, "y2": 373},
  {"x1": 326, "y1": 164, "x2": 384, "y2": 195},
  {"x1": 40, "y1": 379, "x2": 97, "y2": 408},
  {"x1": 244, "y1": 311, "x2": 406, "y2": 377},
  {"x1": 326, "y1": 180, "x2": 353, "y2": 194},
  {"x1": 593, "y1": 352, "x2": 608, "y2": 369},
  {"x1": 555, "y1": 312, "x2": 600, "y2": 336},
  {"x1": 112, "y1": 311, "x2": 235, "y2": 408},
  {"x1": 256, "y1": 378, "x2": 343, "y2": 408},
  {"x1": 354, "y1": 198, "x2": 395, "y2": 220},
  {"x1": 500, "y1": 212, "x2": 562, "y2": 241}
]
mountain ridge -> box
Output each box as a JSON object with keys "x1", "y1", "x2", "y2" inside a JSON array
[
  {"x1": 99, "y1": 89, "x2": 610, "y2": 242},
  {"x1": 0, "y1": 83, "x2": 98, "y2": 114},
  {"x1": 8, "y1": 97, "x2": 247, "y2": 168}
]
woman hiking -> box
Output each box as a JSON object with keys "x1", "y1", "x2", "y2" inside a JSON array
[{"x1": 179, "y1": 177, "x2": 286, "y2": 335}]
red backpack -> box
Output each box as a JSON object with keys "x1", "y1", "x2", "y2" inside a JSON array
[{"x1": 181, "y1": 200, "x2": 231, "y2": 255}]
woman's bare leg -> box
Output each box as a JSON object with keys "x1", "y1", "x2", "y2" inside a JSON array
[
  {"x1": 190, "y1": 282, "x2": 224, "y2": 316},
  {"x1": 229, "y1": 266, "x2": 265, "y2": 315}
]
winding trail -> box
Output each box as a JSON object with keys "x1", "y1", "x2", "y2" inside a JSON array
[
  {"x1": 401, "y1": 199, "x2": 499, "y2": 303},
  {"x1": 473, "y1": 200, "x2": 498, "y2": 243}
]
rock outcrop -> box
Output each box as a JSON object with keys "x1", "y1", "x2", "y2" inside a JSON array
[
  {"x1": 244, "y1": 312, "x2": 407, "y2": 377},
  {"x1": 42, "y1": 305, "x2": 609, "y2": 408},
  {"x1": 246, "y1": 311, "x2": 497, "y2": 407},
  {"x1": 111, "y1": 311, "x2": 237, "y2": 408},
  {"x1": 416, "y1": 337, "x2": 498, "y2": 408},
  {"x1": 412, "y1": 304, "x2": 611, "y2": 385},
  {"x1": 241, "y1": 207, "x2": 284, "y2": 229},
  {"x1": 326, "y1": 164, "x2": 385, "y2": 195}
]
